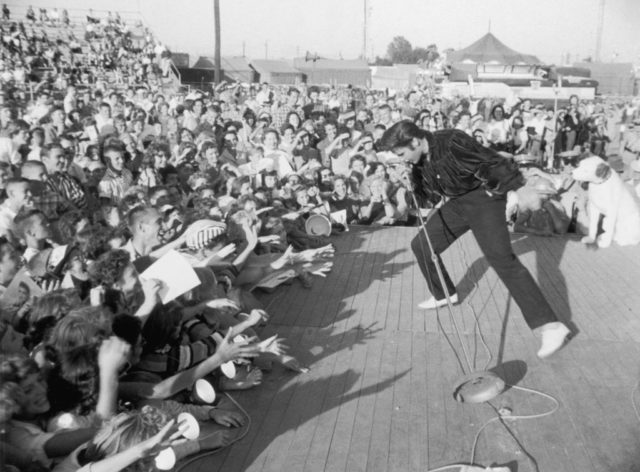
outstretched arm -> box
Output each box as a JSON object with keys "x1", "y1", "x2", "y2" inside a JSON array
[{"x1": 449, "y1": 130, "x2": 525, "y2": 195}]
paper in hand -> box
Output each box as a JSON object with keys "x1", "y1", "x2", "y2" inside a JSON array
[
  {"x1": 2, "y1": 267, "x2": 44, "y2": 307},
  {"x1": 140, "y1": 250, "x2": 201, "y2": 304}
]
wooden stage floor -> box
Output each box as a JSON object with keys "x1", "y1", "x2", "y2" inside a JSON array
[{"x1": 186, "y1": 226, "x2": 640, "y2": 472}]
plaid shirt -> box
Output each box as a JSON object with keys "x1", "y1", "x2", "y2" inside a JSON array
[
  {"x1": 47, "y1": 173, "x2": 87, "y2": 209},
  {"x1": 33, "y1": 188, "x2": 74, "y2": 220},
  {"x1": 272, "y1": 104, "x2": 303, "y2": 130}
]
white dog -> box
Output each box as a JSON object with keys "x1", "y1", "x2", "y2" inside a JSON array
[{"x1": 572, "y1": 155, "x2": 640, "y2": 248}]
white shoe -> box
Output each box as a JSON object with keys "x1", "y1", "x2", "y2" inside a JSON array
[
  {"x1": 537, "y1": 322, "x2": 570, "y2": 359},
  {"x1": 418, "y1": 293, "x2": 459, "y2": 310}
]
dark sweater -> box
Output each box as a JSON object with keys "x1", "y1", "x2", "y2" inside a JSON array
[{"x1": 413, "y1": 129, "x2": 525, "y2": 206}]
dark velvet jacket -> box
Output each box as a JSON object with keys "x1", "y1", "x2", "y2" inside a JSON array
[{"x1": 412, "y1": 129, "x2": 525, "y2": 206}]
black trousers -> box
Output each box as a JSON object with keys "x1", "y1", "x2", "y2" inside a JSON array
[{"x1": 411, "y1": 188, "x2": 557, "y2": 330}]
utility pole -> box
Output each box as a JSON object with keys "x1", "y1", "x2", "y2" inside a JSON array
[
  {"x1": 242, "y1": 41, "x2": 246, "y2": 57},
  {"x1": 264, "y1": 41, "x2": 268, "y2": 59},
  {"x1": 595, "y1": 0, "x2": 605, "y2": 62},
  {"x1": 362, "y1": 0, "x2": 367, "y2": 60},
  {"x1": 214, "y1": 0, "x2": 221, "y2": 84}
]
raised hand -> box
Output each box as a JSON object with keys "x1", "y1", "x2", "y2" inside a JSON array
[
  {"x1": 141, "y1": 278, "x2": 162, "y2": 307},
  {"x1": 98, "y1": 336, "x2": 131, "y2": 375}
]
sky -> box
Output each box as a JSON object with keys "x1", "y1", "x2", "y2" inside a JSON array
[{"x1": 23, "y1": 0, "x2": 640, "y2": 65}]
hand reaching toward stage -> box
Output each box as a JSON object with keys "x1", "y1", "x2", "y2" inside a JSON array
[
  {"x1": 205, "y1": 298, "x2": 240, "y2": 312},
  {"x1": 212, "y1": 243, "x2": 236, "y2": 260},
  {"x1": 257, "y1": 335, "x2": 288, "y2": 356},
  {"x1": 304, "y1": 261, "x2": 333, "y2": 277},
  {"x1": 258, "y1": 234, "x2": 280, "y2": 245},
  {"x1": 245, "y1": 309, "x2": 269, "y2": 327},
  {"x1": 216, "y1": 330, "x2": 260, "y2": 364}
]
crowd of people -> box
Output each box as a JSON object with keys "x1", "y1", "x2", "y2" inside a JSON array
[
  {"x1": 1, "y1": 4, "x2": 171, "y2": 110},
  {"x1": 1, "y1": 5, "x2": 640, "y2": 472}
]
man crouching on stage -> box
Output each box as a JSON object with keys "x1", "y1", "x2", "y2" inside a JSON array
[{"x1": 381, "y1": 121, "x2": 570, "y2": 358}]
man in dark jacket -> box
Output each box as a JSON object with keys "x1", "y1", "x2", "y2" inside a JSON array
[{"x1": 381, "y1": 121, "x2": 570, "y2": 358}]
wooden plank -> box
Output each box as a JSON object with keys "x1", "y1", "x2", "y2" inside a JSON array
[
  {"x1": 323, "y1": 326, "x2": 371, "y2": 472},
  {"x1": 276, "y1": 326, "x2": 361, "y2": 472},
  {"x1": 408, "y1": 331, "x2": 429, "y2": 471},
  {"x1": 343, "y1": 330, "x2": 386, "y2": 472},
  {"x1": 387, "y1": 330, "x2": 412, "y2": 472},
  {"x1": 246, "y1": 327, "x2": 323, "y2": 472},
  {"x1": 365, "y1": 329, "x2": 398, "y2": 472},
  {"x1": 182, "y1": 228, "x2": 640, "y2": 472},
  {"x1": 344, "y1": 227, "x2": 386, "y2": 332}
]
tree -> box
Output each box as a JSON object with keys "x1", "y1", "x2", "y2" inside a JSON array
[
  {"x1": 373, "y1": 56, "x2": 393, "y2": 66},
  {"x1": 387, "y1": 36, "x2": 414, "y2": 64},
  {"x1": 385, "y1": 37, "x2": 440, "y2": 65}
]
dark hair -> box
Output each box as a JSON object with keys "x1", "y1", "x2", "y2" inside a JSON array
[
  {"x1": 102, "y1": 141, "x2": 125, "y2": 160},
  {"x1": 9, "y1": 119, "x2": 29, "y2": 137},
  {"x1": 28, "y1": 127, "x2": 45, "y2": 144},
  {"x1": 57, "y1": 209, "x2": 87, "y2": 242},
  {"x1": 112, "y1": 314, "x2": 141, "y2": 347},
  {"x1": 366, "y1": 161, "x2": 386, "y2": 177},
  {"x1": 88, "y1": 249, "x2": 131, "y2": 287},
  {"x1": 380, "y1": 120, "x2": 425, "y2": 150},
  {"x1": 229, "y1": 175, "x2": 252, "y2": 198},
  {"x1": 178, "y1": 127, "x2": 195, "y2": 144},
  {"x1": 141, "y1": 304, "x2": 183, "y2": 351},
  {"x1": 490, "y1": 104, "x2": 506, "y2": 120},
  {"x1": 75, "y1": 225, "x2": 111, "y2": 261},
  {"x1": 349, "y1": 154, "x2": 366, "y2": 169},
  {"x1": 242, "y1": 108, "x2": 256, "y2": 122}
]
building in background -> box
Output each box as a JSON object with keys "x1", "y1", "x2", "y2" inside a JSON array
[
  {"x1": 251, "y1": 60, "x2": 303, "y2": 85},
  {"x1": 292, "y1": 58, "x2": 371, "y2": 87},
  {"x1": 191, "y1": 56, "x2": 256, "y2": 83},
  {"x1": 574, "y1": 62, "x2": 636, "y2": 96},
  {"x1": 446, "y1": 32, "x2": 540, "y2": 65}
]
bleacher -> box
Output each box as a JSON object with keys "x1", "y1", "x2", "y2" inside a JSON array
[{"x1": 1, "y1": 3, "x2": 182, "y2": 99}]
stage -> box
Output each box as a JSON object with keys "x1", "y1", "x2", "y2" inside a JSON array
[{"x1": 186, "y1": 226, "x2": 640, "y2": 472}]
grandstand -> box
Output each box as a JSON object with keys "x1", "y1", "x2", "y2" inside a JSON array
[{"x1": 1, "y1": 3, "x2": 183, "y2": 106}]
